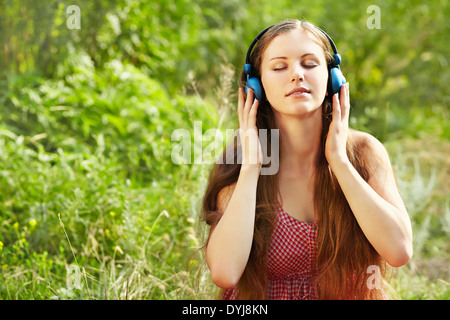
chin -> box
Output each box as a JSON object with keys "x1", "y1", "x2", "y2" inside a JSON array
[
  {"x1": 271, "y1": 104, "x2": 319, "y2": 119},
  {"x1": 287, "y1": 100, "x2": 321, "y2": 115},
  {"x1": 268, "y1": 94, "x2": 323, "y2": 115}
]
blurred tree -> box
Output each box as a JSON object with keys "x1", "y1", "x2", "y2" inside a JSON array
[{"x1": 0, "y1": 0, "x2": 448, "y2": 140}]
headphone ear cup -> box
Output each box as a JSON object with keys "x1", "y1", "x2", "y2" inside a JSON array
[
  {"x1": 330, "y1": 66, "x2": 346, "y2": 95},
  {"x1": 245, "y1": 76, "x2": 263, "y2": 101}
]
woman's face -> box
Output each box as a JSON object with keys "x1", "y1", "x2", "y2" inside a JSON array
[{"x1": 260, "y1": 29, "x2": 329, "y2": 116}]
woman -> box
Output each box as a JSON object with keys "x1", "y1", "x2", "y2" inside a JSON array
[{"x1": 201, "y1": 19, "x2": 412, "y2": 299}]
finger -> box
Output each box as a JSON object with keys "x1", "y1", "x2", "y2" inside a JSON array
[
  {"x1": 338, "y1": 84, "x2": 346, "y2": 122},
  {"x1": 248, "y1": 98, "x2": 259, "y2": 127},
  {"x1": 339, "y1": 83, "x2": 350, "y2": 124},
  {"x1": 332, "y1": 93, "x2": 341, "y2": 124},
  {"x1": 344, "y1": 82, "x2": 350, "y2": 125},
  {"x1": 243, "y1": 88, "x2": 254, "y2": 126},
  {"x1": 238, "y1": 88, "x2": 244, "y2": 128},
  {"x1": 346, "y1": 82, "x2": 350, "y2": 105}
]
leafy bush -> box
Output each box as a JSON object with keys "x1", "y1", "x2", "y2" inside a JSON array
[
  {"x1": 0, "y1": 0, "x2": 448, "y2": 300},
  {"x1": 0, "y1": 49, "x2": 220, "y2": 299}
]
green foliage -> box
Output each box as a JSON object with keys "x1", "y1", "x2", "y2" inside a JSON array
[
  {"x1": 0, "y1": 0, "x2": 448, "y2": 300},
  {"x1": 0, "y1": 46, "x2": 219, "y2": 298},
  {"x1": 385, "y1": 137, "x2": 450, "y2": 299}
]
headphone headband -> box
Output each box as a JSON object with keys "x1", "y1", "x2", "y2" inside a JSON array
[
  {"x1": 245, "y1": 25, "x2": 274, "y2": 64},
  {"x1": 243, "y1": 22, "x2": 346, "y2": 99},
  {"x1": 245, "y1": 24, "x2": 339, "y2": 66},
  {"x1": 314, "y1": 26, "x2": 338, "y2": 55}
]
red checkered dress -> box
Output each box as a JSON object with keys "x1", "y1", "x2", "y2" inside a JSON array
[{"x1": 222, "y1": 202, "x2": 318, "y2": 300}]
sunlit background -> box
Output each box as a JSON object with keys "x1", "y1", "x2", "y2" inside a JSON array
[{"x1": 0, "y1": 0, "x2": 448, "y2": 299}]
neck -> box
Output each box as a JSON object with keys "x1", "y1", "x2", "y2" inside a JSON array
[{"x1": 274, "y1": 107, "x2": 322, "y2": 179}]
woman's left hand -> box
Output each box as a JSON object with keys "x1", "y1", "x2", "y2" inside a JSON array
[{"x1": 325, "y1": 82, "x2": 350, "y2": 166}]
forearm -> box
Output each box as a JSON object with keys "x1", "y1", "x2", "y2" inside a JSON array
[
  {"x1": 206, "y1": 164, "x2": 261, "y2": 288},
  {"x1": 329, "y1": 159, "x2": 413, "y2": 267}
]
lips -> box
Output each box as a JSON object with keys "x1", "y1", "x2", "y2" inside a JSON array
[{"x1": 286, "y1": 87, "x2": 310, "y2": 97}]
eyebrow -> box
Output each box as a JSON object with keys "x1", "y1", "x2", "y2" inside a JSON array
[{"x1": 269, "y1": 53, "x2": 318, "y2": 61}]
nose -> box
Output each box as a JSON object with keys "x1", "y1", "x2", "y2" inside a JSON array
[{"x1": 291, "y1": 63, "x2": 304, "y2": 82}]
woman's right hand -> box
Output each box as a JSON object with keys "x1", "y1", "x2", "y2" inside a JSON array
[{"x1": 238, "y1": 88, "x2": 263, "y2": 169}]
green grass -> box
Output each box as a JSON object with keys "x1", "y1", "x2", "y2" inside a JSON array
[
  {"x1": 0, "y1": 50, "x2": 448, "y2": 300},
  {"x1": 1, "y1": 125, "x2": 448, "y2": 300},
  {"x1": 385, "y1": 136, "x2": 450, "y2": 299},
  {"x1": 0, "y1": 131, "x2": 213, "y2": 300},
  {"x1": 0, "y1": 54, "x2": 220, "y2": 299}
]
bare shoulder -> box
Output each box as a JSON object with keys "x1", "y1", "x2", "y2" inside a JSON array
[
  {"x1": 349, "y1": 129, "x2": 384, "y2": 150},
  {"x1": 349, "y1": 129, "x2": 391, "y2": 166},
  {"x1": 216, "y1": 182, "x2": 237, "y2": 215},
  {"x1": 349, "y1": 130, "x2": 407, "y2": 214},
  {"x1": 349, "y1": 130, "x2": 397, "y2": 194}
]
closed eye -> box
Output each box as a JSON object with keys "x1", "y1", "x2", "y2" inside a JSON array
[
  {"x1": 274, "y1": 64, "x2": 317, "y2": 71},
  {"x1": 303, "y1": 64, "x2": 317, "y2": 69}
]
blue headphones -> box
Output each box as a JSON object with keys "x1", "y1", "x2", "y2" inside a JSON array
[{"x1": 244, "y1": 25, "x2": 346, "y2": 101}]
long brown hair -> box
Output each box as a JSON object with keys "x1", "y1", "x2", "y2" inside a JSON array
[{"x1": 201, "y1": 19, "x2": 389, "y2": 299}]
